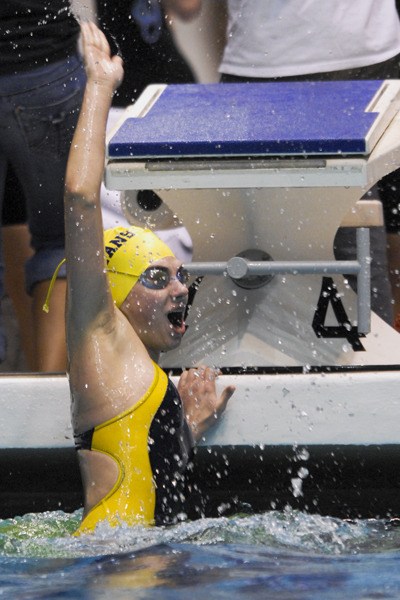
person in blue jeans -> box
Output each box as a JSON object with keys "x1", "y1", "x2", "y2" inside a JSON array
[
  {"x1": 2, "y1": 164, "x2": 35, "y2": 370},
  {"x1": 0, "y1": 0, "x2": 86, "y2": 370}
]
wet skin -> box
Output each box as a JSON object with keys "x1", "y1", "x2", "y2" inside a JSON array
[{"x1": 120, "y1": 256, "x2": 189, "y2": 362}]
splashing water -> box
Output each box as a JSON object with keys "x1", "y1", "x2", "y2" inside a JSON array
[
  {"x1": 2, "y1": 509, "x2": 400, "y2": 598},
  {"x1": 2, "y1": 508, "x2": 400, "y2": 558}
]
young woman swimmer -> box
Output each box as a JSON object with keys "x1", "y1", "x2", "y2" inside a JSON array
[{"x1": 64, "y1": 22, "x2": 235, "y2": 533}]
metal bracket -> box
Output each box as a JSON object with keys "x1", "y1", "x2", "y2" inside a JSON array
[{"x1": 185, "y1": 227, "x2": 371, "y2": 334}]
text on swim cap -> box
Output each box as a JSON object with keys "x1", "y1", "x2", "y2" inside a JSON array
[{"x1": 105, "y1": 230, "x2": 135, "y2": 264}]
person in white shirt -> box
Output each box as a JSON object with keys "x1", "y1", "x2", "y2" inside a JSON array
[
  {"x1": 218, "y1": 0, "x2": 400, "y2": 327},
  {"x1": 220, "y1": 0, "x2": 400, "y2": 80}
]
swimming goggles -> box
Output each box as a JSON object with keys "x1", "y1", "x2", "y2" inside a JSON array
[
  {"x1": 139, "y1": 265, "x2": 189, "y2": 290},
  {"x1": 42, "y1": 261, "x2": 189, "y2": 314}
]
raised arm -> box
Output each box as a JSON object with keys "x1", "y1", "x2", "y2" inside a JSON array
[{"x1": 64, "y1": 22, "x2": 123, "y2": 352}]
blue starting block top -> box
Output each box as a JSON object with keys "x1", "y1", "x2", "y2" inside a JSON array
[{"x1": 107, "y1": 80, "x2": 393, "y2": 159}]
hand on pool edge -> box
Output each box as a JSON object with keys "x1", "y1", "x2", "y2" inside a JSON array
[{"x1": 178, "y1": 366, "x2": 235, "y2": 443}]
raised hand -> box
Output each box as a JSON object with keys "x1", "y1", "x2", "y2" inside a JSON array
[
  {"x1": 80, "y1": 21, "x2": 124, "y2": 93},
  {"x1": 178, "y1": 366, "x2": 235, "y2": 442}
]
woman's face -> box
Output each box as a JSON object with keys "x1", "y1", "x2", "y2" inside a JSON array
[{"x1": 121, "y1": 256, "x2": 189, "y2": 355}]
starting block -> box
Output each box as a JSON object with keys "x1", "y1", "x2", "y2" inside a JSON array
[{"x1": 105, "y1": 80, "x2": 400, "y2": 368}]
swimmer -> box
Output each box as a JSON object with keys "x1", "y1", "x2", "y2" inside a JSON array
[{"x1": 64, "y1": 22, "x2": 235, "y2": 533}]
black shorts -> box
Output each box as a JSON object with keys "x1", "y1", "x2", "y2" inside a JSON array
[{"x1": 378, "y1": 169, "x2": 400, "y2": 233}]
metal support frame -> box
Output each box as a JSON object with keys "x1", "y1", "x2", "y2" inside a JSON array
[{"x1": 185, "y1": 226, "x2": 371, "y2": 334}]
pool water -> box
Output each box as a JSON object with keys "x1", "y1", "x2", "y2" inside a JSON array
[{"x1": 1, "y1": 509, "x2": 400, "y2": 598}]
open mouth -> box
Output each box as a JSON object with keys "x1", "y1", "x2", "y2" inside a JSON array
[{"x1": 167, "y1": 310, "x2": 184, "y2": 328}]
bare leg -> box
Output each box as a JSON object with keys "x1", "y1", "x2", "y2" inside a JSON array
[
  {"x1": 32, "y1": 279, "x2": 67, "y2": 372},
  {"x1": 2, "y1": 224, "x2": 35, "y2": 370}
]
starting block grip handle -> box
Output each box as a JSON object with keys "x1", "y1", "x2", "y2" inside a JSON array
[{"x1": 357, "y1": 227, "x2": 371, "y2": 334}]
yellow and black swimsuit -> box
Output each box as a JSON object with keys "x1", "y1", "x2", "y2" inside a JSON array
[{"x1": 74, "y1": 363, "x2": 194, "y2": 534}]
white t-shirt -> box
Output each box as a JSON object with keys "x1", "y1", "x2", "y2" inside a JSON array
[{"x1": 220, "y1": 0, "x2": 400, "y2": 78}]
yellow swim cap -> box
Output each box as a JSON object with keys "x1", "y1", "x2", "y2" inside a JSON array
[{"x1": 104, "y1": 226, "x2": 175, "y2": 307}]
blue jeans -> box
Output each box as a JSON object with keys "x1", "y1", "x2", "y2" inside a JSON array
[{"x1": 0, "y1": 53, "x2": 86, "y2": 361}]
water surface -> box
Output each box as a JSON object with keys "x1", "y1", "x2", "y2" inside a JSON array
[{"x1": 1, "y1": 509, "x2": 400, "y2": 598}]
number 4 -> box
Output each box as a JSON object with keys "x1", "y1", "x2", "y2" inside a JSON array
[{"x1": 312, "y1": 277, "x2": 365, "y2": 351}]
